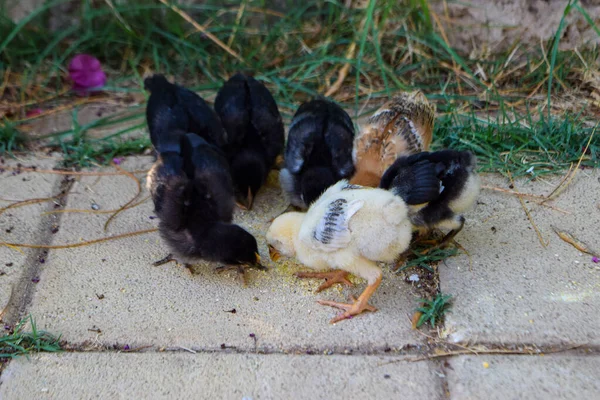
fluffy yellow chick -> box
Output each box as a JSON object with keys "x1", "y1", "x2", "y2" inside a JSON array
[
  {"x1": 266, "y1": 180, "x2": 413, "y2": 323},
  {"x1": 350, "y1": 91, "x2": 435, "y2": 187}
]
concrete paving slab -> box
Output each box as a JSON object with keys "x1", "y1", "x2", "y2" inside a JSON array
[
  {"x1": 28, "y1": 156, "x2": 424, "y2": 351},
  {"x1": 446, "y1": 354, "x2": 600, "y2": 399},
  {"x1": 440, "y1": 171, "x2": 600, "y2": 345},
  {"x1": 0, "y1": 155, "x2": 62, "y2": 322},
  {"x1": 0, "y1": 352, "x2": 444, "y2": 400}
]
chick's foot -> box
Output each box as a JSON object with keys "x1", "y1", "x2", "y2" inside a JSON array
[
  {"x1": 318, "y1": 296, "x2": 377, "y2": 324},
  {"x1": 215, "y1": 263, "x2": 266, "y2": 286},
  {"x1": 152, "y1": 253, "x2": 177, "y2": 267},
  {"x1": 317, "y1": 275, "x2": 381, "y2": 323},
  {"x1": 295, "y1": 270, "x2": 353, "y2": 293}
]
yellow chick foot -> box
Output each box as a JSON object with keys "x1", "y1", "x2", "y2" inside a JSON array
[
  {"x1": 295, "y1": 270, "x2": 354, "y2": 293},
  {"x1": 318, "y1": 296, "x2": 377, "y2": 324}
]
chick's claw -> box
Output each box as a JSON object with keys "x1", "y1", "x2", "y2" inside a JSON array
[
  {"x1": 317, "y1": 296, "x2": 378, "y2": 324},
  {"x1": 295, "y1": 270, "x2": 353, "y2": 293},
  {"x1": 152, "y1": 253, "x2": 177, "y2": 267}
]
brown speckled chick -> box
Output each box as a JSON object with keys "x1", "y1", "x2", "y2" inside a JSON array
[{"x1": 350, "y1": 91, "x2": 435, "y2": 187}]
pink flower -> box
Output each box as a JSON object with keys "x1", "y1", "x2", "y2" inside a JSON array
[
  {"x1": 26, "y1": 108, "x2": 43, "y2": 117},
  {"x1": 112, "y1": 157, "x2": 124, "y2": 165},
  {"x1": 593, "y1": 256, "x2": 599, "y2": 263},
  {"x1": 68, "y1": 54, "x2": 106, "y2": 94}
]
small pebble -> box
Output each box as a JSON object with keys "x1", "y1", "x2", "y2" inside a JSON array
[
  {"x1": 6, "y1": 262, "x2": 13, "y2": 267},
  {"x1": 32, "y1": 277, "x2": 40, "y2": 283},
  {"x1": 408, "y1": 274, "x2": 420, "y2": 282},
  {"x1": 91, "y1": 203, "x2": 100, "y2": 210},
  {"x1": 384, "y1": 374, "x2": 391, "y2": 379}
]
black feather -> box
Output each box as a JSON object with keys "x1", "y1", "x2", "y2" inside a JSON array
[
  {"x1": 215, "y1": 73, "x2": 284, "y2": 205},
  {"x1": 145, "y1": 77, "x2": 260, "y2": 267},
  {"x1": 144, "y1": 74, "x2": 226, "y2": 149},
  {"x1": 282, "y1": 99, "x2": 355, "y2": 208},
  {"x1": 380, "y1": 150, "x2": 478, "y2": 230}
]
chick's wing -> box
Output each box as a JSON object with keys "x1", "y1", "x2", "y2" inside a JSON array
[{"x1": 299, "y1": 196, "x2": 364, "y2": 252}]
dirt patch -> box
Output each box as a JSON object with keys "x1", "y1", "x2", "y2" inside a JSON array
[{"x1": 431, "y1": 0, "x2": 600, "y2": 52}]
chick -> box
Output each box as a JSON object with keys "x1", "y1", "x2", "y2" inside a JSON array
[
  {"x1": 279, "y1": 99, "x2": 355, "y2": 209},
  {"x1": 379, "y1": 150, "x2": 481, "y2": 247},
  {"x1": 214, "y1": 73, "x2": 284, "y2": 210},
  {"x1": 266, "y1": 180, "x2": 412, "y2": 323},
  {"x1": 144, "y1": 74, "x2": 227, "y2": 148},
  {"x1": 350, "y1": 91, "x2": 435, "y2": 187},
  {"x1": 146, "y1": 129, "x2": 264, "y2": 283}
]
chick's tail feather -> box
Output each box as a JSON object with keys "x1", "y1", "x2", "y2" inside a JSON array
[{"x1": 144, "y1": 74, "x2": 171, "y2": 92}]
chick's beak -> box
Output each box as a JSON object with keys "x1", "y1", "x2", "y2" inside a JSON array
[
  {"x1": 268, "y1": 244, "x2": 281, "y2": 262},
  {"x1": 249, "y1": 252, "x2": 266, "y2": 271},
  {"x1": 235, "y1": 188, "x2": 254, "y2": 211}
]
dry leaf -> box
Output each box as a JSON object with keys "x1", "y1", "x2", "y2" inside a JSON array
[
  {"x1": 411, "y1": 311, "x2": 423, "y2": 330},
  {"x1": 552, "y1": 226, "x2": 599, "y2": 257}
]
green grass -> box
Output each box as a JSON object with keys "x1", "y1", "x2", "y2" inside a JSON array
[
  {"x1": 415, "y1": 293, "x2": 452, "y2": 329},
  {"x1": 397, "y1": 247, "x2": 458, "y2": 273},
  {"x1": 0, "y1": 315, "x2": 62, "y2": 360},
  {"x1": 0, "y1": 118, "x2": 27, "y2": 153},
  {"x1": 57, "y1": 109, "x2": 150, "y2": 168},
  {"x1": 0, "y1": 0, "x2": 598, "y2": 170}
]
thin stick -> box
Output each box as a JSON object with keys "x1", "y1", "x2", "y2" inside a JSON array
[
  {"x1": 543, "y1": 163, "x2": 574, "y2": 202},
  {"x1": 1, "y1": 228, "x2": 158, "y2": 250},
  {"x1": 481, "y1": 186, "x2": 571, "y2": 214},
  {"x1": 0, "y1": 192, "x2": 68, "y2": 217},
  {"x1": 507, "y1": 171, "x2": 547, "y2": 247},
  {"x1": 406, "y1": 344, "x2": 582, "y2": 362},
  {"x1": 104, "y1": 164, "x2": 142, "y2": 231},
  {"x1": 545, "y1": 126, "x2": 596, "y2": 201},
  {"x1": 43, "y1": 195, "x2": 151, "y2": 216},
  {"x1": 0, "y1": 66, "x2": 10, "y2": 99},
  {"x1": 227, "y1": 0, "x2": 246, "y2": 48},
  {"x1": 1, "y1": 166, "x2": 149, "y2": 176},
  {"x1": 481, "y1": 185, "x2": 547, "y2": 200},
  {"x1": 158, "y1": 0, "x2": 245, "y2": 63},
  {"x1": 378, "y1": 344, "x2": 583, "y2": 365},
  {"x1": 325, "y1": 42, "x2": 357, "y2": 97}
]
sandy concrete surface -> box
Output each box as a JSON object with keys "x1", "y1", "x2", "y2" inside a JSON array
[
  {"x1": 441, "y1": 171, "x2": 600, "y2": 345},
  {"x1": 0, "y1": 352, "x2": 445, "y2": 400},
  {"x1": 25, "y1": 157, "x2": 424, "y2": 352},
  {"x1": 446, "y1": 354, "x2": 600, "y2": 399},
  {"x1": 0, "y1": 156, "x2": 62, "y2": 323},
  {"x1": 1, "y1": 154, "x2": 599, "y2": 398}
]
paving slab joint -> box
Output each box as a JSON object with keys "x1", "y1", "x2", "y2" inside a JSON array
[{"x1": 2, "y1": 172, "x2": 75, "y2": 327}]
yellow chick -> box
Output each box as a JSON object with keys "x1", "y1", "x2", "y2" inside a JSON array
[
  {"x1": 350, "y1": 91, "x2": 435, "y2": 187},
  {"x1": 266, "y1": 180, "x2": 413, "y2": 323}
]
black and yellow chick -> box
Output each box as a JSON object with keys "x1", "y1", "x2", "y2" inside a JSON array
[
  {"x1": 279, "y1": 99, "x2": 355, "y2": 209},
  {"x1": 214, "y1": 73, "x2": 284, "y2": 210},
  {"x1": 379, "y1": 150, "x2": 481, "y2": 248},
  {"x1": 144, "y1": 74, "x2": 227, "y2": 148}
]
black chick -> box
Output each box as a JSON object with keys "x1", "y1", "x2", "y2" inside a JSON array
[
  {"x1": 214, "y1": 73, "x2": 284, "y2": 210},
  {"x1": 279, "y1": 99, "x2": 355, "y2": 209},
  {"x1": 144, "y1": 74, "x2": 227, "y2": 148},
  {"x1": 146, "y1": 130, "x2": 264, "y2": 283},
  {"x1": 379, "y1": 150, "x2": 481, "y2": 247}
]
